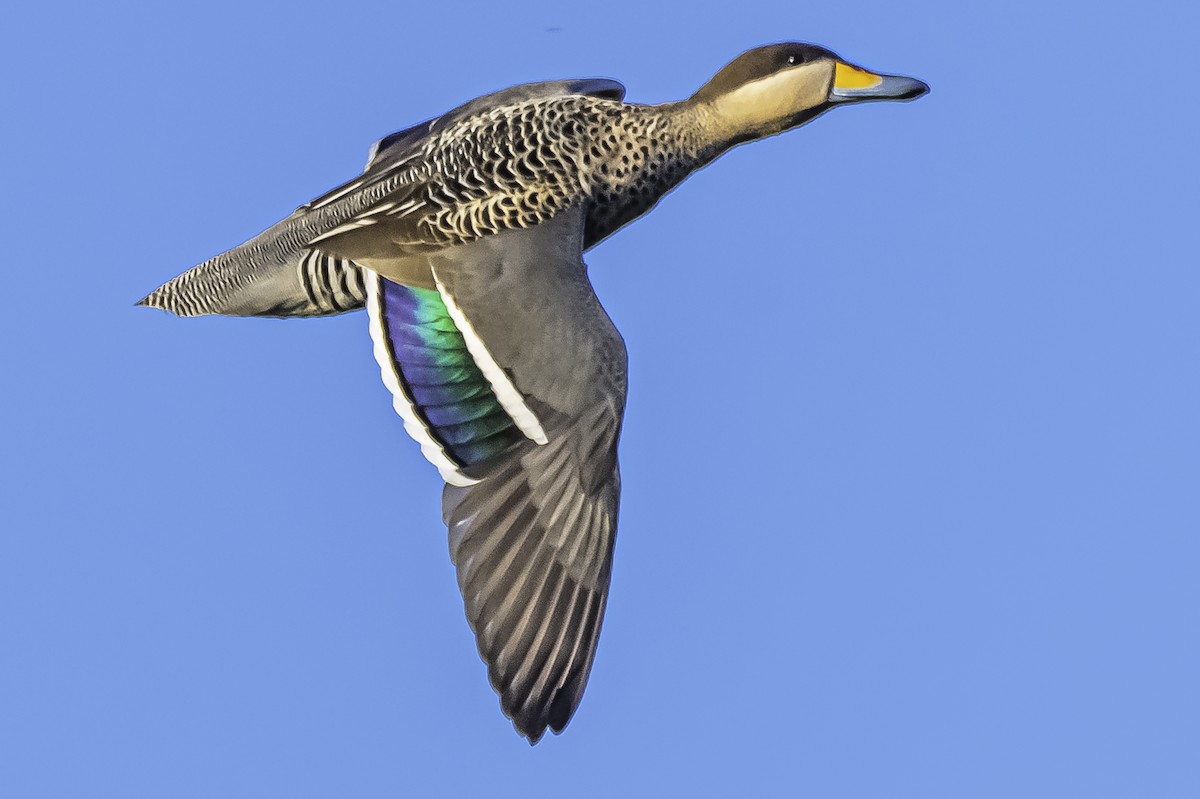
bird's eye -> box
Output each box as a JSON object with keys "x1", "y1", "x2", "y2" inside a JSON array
[{"x1": 787, "y1": 55, "x2": 797, "y2": 65}]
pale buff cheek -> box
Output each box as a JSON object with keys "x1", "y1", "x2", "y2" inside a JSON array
[{"x1": 711, "y1": 63, "x2": 833, "y2": 128}]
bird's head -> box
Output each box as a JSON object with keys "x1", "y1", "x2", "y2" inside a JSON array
[{"x1": 691, "y1": 42, "x2": 928, "y2": 142}]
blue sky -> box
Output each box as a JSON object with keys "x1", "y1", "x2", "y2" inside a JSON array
[{"x1": 3, "y1": 0, "x2": 1198, "y2": 796}]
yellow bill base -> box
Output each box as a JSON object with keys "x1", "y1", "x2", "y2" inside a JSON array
[{"x1": 834, "y1": 62, "x2": 884, "y2": 91}]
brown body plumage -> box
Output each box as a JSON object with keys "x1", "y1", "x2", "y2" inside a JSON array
[{"x1": 139, "y1": 94, "x2": 719, "y2": 317}]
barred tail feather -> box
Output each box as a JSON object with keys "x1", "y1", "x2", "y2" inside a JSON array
[{"x1": 138, "y1": 249, "x2": 367, "y2": 318}]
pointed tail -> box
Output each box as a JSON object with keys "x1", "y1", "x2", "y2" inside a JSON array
[{"x1": 137, "y1": 247, "x2": 367, "y2": 318}]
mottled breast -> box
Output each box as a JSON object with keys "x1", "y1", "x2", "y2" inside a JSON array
[
  {"x1": 413, "y1": 97, "x2": 706, "y2": 251},
  {"x1": 577, "y1": 103, "x2": 706, "y2": 247}
]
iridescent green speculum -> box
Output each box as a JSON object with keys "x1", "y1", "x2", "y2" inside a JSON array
[{"x1": 377, "y1": 283, "x2": 523, "y2": 466}]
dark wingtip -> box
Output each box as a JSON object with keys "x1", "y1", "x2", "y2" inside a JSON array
[
  {"x1": 516, "y1": 720, "x2": 546, "y2": 745},
  {"x1": 547, "y1": 686, "x2": 576, "y2": 733},
  {"x1": 506, "y1": 681, "x2": 582, "y2": 743}
]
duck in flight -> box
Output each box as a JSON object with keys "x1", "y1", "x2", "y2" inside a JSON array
[{"x1": 139, "y1": 43, "x2": 928, "y2": 743}]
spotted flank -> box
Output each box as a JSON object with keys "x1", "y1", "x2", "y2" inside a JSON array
[{"x1": 366, "y1": 272, "x2": 524, "y2": 485}]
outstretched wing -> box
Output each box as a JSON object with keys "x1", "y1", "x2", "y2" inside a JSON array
[{"x1": 368, "y1": 207, "x2": 627, "y2": 742}]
